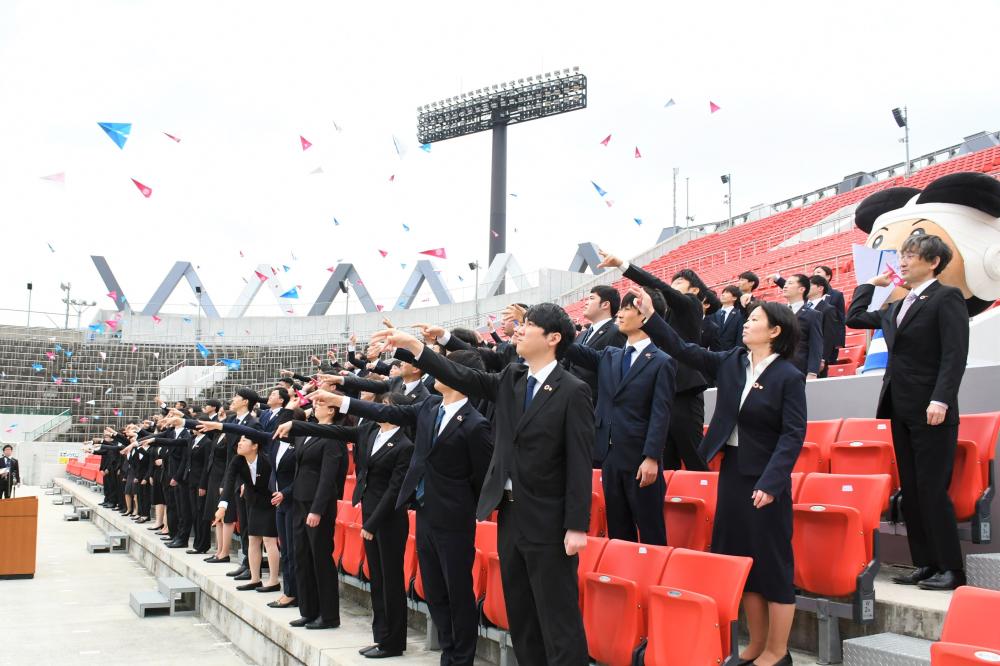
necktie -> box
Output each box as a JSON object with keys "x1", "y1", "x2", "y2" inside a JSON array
[
  {"x1": 416, "y1": 406, "x2": 447, "y2": 505},
  {"x1": 621, "y1": 346, "x2": 636, "y2": 378},
  {"x1": 896, "y1": 291, "x2": 919, "y2": 326},
  {"x1": 523, "y1": 376, "x2": 538, "y2": 411},
  {"x1": 580, "y1": 327, "x2": 593, "y2": 346},
  {"x1": 432, "y1": 405, "x2": 446, "y2": 443},
  {"x1": 803, "y1": 301, "x2": 813, "y2": 310}
]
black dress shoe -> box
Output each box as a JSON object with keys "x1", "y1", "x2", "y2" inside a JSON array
[
  {"x1": 226, "y1": 566, "x2": 249, "y2": 577},
  {"x1": 233, "y1": 571, "x2": 252, "y2": 581},
  {"x1": 267, "y1": 598, "x2": 298, "y2": 609},
  {"x1": 365, "y1": 647, "x2": 403, "y2": 659},
  {"x1": 166, "y1": 541, "x2": 188, "y2": 549},
  {"x1": 256, "y1": 583, "x2": 281, "y2": 593},
  {"x1": 186, "y1": 549, "x2": 208, "y2": 555},
  {"x1": 289, "y1": 617, "x2": 316, "y2": 628},
  {"x1": 359, "y1": 645, "x2": 379, "y2": 656},
  {"x1": 305, "y1": 619, "x2": 339, "y2": 630},
  {"x1": 147, "y1": 525, "x2": 164, "y2": 531},
  {"x1": 204, "y1": 555, "x2": 230, "y2": 564},
  {"x1": 892, "y1": 566, "x2": 938, "y2": 585},
  {"x1": 235, "y1": 581, "x2": 262, "y2": 591},
  {"x1": 918, "y1": 570, "x2": 966, "y2": 591},
  {"x1": 750, "y1": 654, "x2": 792, "y2": 666}
]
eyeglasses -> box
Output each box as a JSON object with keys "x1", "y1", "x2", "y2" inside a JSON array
[{"x1": 899, "y1": 252, "x2": 919, "y2": 261}]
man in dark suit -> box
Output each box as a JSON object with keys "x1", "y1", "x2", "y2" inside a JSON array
[
  {"x1": 0, "y1": 445, "x2": 20, "y2": 498},
  {"x1": 782, "y1": 274, "x2": 822, "y2": 379},
  {"x1": 713, "y1": 285, "x2": 746, "y2": 351},
  {"x1": 312, "y1": 351, "x2": 493, "y2": 665},
  {"x1": 563, "y1": 285, "x2": 627, "y2": 403},
  {"x1": 814, "y1": 265, "x2": 847, "y2": 328},
  {"x1": 163, "y1": 420, "x2": 194, "y2": 548},
  {"x1": 326, "y1": 361, "x2": 430, "y2": 402},
  {"x1": 369, "y1": 303, "x2": 593, "y2": 666},
  {"x1": 185, "y1": 425, "x2": 214, "y2": 554},
  {"x1": 562, "y1": 288, "x2": 676, "y2": 544},
  {"x1": 597, "y1": 249, "x2": 709, "y2": 471},
  {"x1": 846, "y1": 234, "x2": 969, "y2": 590},
  {"x1": 807, "y1": 275, "x2": 843, "y2": 377}
]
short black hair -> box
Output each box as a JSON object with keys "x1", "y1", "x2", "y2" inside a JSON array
[
  {"x1": 739, "y1": 271, "x2": 760, "y2": 290},
  {"x1": 205, "y1": 398, "x2": 222, "y2": 410},
  {"x1": 277, "y1": 377, "x2": 295, "y2": 387},
  {"x1": 622, "y1": 286, "x2": 667, "y2": 317},
  {"x1": 748, "y1": 301, "x2": 800, "y2": 360},
  {"x1": 447, "y1": 349, "x2": 486, "y2": 373},
  {"x1": 376, "y1": 392, "x2": 416, "y2": 407},
  {"x1": 809, "y1": 274, "x2": 831, "y2": 296},
  {"x1": 2, "y1": 444, "x2": 11, "y2": 452},
  {"x1": 590, "y1": 285, "x2": 621, "y2": 317},
  {"x1": 814, "y1": 265, "x2": 833, "y2": 279},
  {"x1": 900, "y1": 233, "x2": 953, "y2": 276},
  {"x1": 175, "y1": 400, "x2": 188, "y2": 409},
  {"x1": 524, "y1": 302, "x2": 576, "y2": 360},
  {"x1": 672, "y1": 268, "x2": 707, "y2": 295},
  {"x1": 722, "y1": 285, "x2": 742, "y2": 300},
  {"x1": 271, "y1": 387, "x2": 290, "y2": 407},
  {"x1": 787, "y1": 274, "x2": 810, "y2": 298},
  {"x1": 451, "y1": 327, "x2": 480, "y2": 348}
]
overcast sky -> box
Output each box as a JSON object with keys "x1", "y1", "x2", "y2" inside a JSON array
[{"x1": 2, "y1": 0, "x2": 999, "y2": 326}]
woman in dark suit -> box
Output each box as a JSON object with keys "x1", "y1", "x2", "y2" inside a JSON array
[
  {"x1": 633, "y1": 287, "x2": 805, "y2": 666},
  {"x1": 212, "y1": 435, "x2": 281, "y2": 592},
  {"x1": 279, "y1": 393, "x2": 415, "y2": 657}
]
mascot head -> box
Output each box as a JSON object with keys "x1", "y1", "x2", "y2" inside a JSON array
[{"x1": 855, "y1": 172, "x2": 1000, "y2": 315}]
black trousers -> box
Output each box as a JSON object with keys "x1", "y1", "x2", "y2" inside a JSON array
[
  {"x1": 174, "y1": 478, "x2": 192, "y2": 542},
  {"x1": 102, "y1": 468, "x2": 118, "y2": 505},
  {"x1": 415, "y1": 511, "x2": 478, "y2": 666},
  {"x1": 892, "y1": 417, "x2": 964, "y2": 571},
  {"x1": 276, "y1": 505, "x2": 297, "y2": 597},
  {"x1": 664, "y1": 391, "x2": 707, "y2": 471},
  {"x1": 497, "y1": 500, "x2": 588, "y2": 666},
  {"x1": 138, "y1": 481, "x2": 151, "y2": 517},
  {"x1": 0, "y1": 479, "x2": 11, "y2": 499},
  {"x1": 366, "y1": 508, "x2": 409, "y2": 652},
  {"x1": 165, "y1": 481, "x2": 178, "y2": 537},
  {"x1": 292, "y1": 499, "x2": 340, "y2": 623},
  {"x1": 602, "y1": 457, "x2": 667, "y2": 545},
  {"x1": 189, "y1": 486, "x2": 211, "y2": 552}
]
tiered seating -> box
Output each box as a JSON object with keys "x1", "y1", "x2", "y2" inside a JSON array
[
  {"x1": 663, "y1": 471, "x2": 718, "y2": 551},
  {"x1": 951, "y1": 412, "x2": 1000, "y2": 543},
  {"x1": 931, "y1": 586, "x2": 1000, "y2": 665}
]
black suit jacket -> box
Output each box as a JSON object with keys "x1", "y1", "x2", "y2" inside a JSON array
[
  {"x1": 344, "y1": 395, "x2": 492, "y2": 533},
  {"x1": 563, "y1": 341, "x2": 675, "y2": 467},
  {"x1": 220, "y1": 453, "x2": 272, "y2": 510},
  {"x1": 792, "y1": 305, "x2": 823, "y2": 376},
  {"x1": 293, "y1": 421, "x2": 414, "y2": 534},
  {"x1": 0, "y1": 456, "x2": 19, "y2": 485},
  {"x1": 812, "y1": 300, "x2": 840, "y2": 367},
  {"x1": 563, "y1": 321, "x2": 627, "y2": 404},
  {"x1": 290, "y1": 430, "x2": 347, "y2": 517},
  {"x1": 624, "y1": 262, "x2": 708, "y2": 394},
  {"x1": 642, "y1": 313, "x2": 807, "y2": 496},
  {"x1": 342, "y1": 374, "x2": 431, "y2": 402},
  {"x1": 408, "y1": 348, "x2": 594, "y2": 544},
  {"x1": 443, "y1": 333, "x2": 519, "y2": 373},
  {"x1": 845, "y1": 281, "x2": 968, "y2": 425},
  {"x1": 713, "y1": 307, "x2": 745, "y2": 351}
]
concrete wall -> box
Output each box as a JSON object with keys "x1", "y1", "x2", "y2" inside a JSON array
[{"x1": 6, "y1": 440, "x2": 83, "y2": 486}]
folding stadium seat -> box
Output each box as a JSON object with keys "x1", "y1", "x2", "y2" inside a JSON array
[
  {"x1": 582, "y1": 540, "x2": 673, "y2": 666},
  {"x1": 592, "y1": 469, "x2": 603, "y2": 497},
  {"x1": 638, "y1": 549, "x2": 753, "y2": 666},
  {"x1": 340, "y1": 515, "x2": 367, "y2": 579},
  {"x1": 663, "y1": 471, "x2": 718, "y2": 551},
  {"x1": 472, "y1": 521, "x2": 497, "y2": 600},
  {"x1": 827, "y1": 361, "x2": 859, "y2": 377},
  {"x1": 950, "y1": 412, "x2": 1000, "y2": 542},
  {"x1": 403, "y1": 511, "x2": 418, "y2": 595},
  {"x1": 836, "y1": 345, "x2": 866, "y2": 366},
  {"x1": 830, "y1": 440, "x2": 898, "y2": 500},
  {"x1": 793, "y1": 441, "x2": 824, "y2": 474},
  {"x1": 577, "y1": 536, "x2": 608, "y2": 608},
  {"x1": 341, "y1": 475, "x2": 356, "y2": 502},
  {"x1": 838, "y1": 417, "x2": 893, "y2": 444},
  {"x1": 790, "y1": 472, "x2": 806, "y2": 502},
  {"x1": 345, "y1": 443, "x2": 356, "y2": 477},
  {"x1": 930, "y1": 585, "x2": 1000, "y2": 663},
  {"x1": 805, "y1": 419, "x2": 843, "y2": 466},
  {"x1": 332, "y1": 500, "x2": 359, "y2": 567},
  {"x1": 589, "y1": 492, "x2": 607, "y2": 537},
  {"x1": 931, "y1": 642, "x2": 1000, "y2": 665},
  {"x1": 481, "y1": 552, "x2": 507, "y2": 629},
  {"x1": 661, "y1": 469, "x2": 674, "y2": 489}
]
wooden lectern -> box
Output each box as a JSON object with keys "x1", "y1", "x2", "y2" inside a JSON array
[{"x1": 0, "y1": 496, "x2": 37, "y2": 578}]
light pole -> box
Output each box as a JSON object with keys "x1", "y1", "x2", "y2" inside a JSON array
[
  {"x1": 892, "y1": 107, "x2": 910, "y2": 177},
  {"x1": 69, "y1": 299, "x2": 97, "y2": 329},
  {"x1": 339, "y1": 281, "x2": 350, "y2": 338},
  {"x1": 195, "y1": 286, "x2": 203, "y2": 341},
  {"x1": 685, "y1": 178, "x2": 694, "y2": 226},
  {"x1": 672, "y1": 168, "x2": 679, "y2": 230},
  {"x1": 721, "y1": 174, "x2": 732, "y2": 227},
  {"x1": 26, "y1": 283, "x2": 32, "y2": 328},
  {"x1": 469, "y1": 261, "x2": 481, "y2": 321},
  {"x1": 59, "y1": 282, "x2": 71, "y2": 329}
]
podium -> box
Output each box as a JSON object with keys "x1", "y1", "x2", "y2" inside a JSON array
[{"x1": 0, "y1": 496, "x2": 37, "y2": 579}]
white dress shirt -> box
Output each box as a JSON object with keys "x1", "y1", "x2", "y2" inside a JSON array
[
  {"x1": 372, "y1": 426, "x2": 401, "y2": 456},
  {"x1": 726, "y1": 353, "x2": 780, "y2": 447},
  {"x1": 403, "y1": 379, "x2": 422, "y2": 395},
  {"x1": 219, "y1": 455, "x2": 258, "y2": 509},
  {"x1": 621, "y1": 337, "x2": 652, "y2": 370},
  {"x1": 789, "y1": 301, "x2": 804, "y2": 314},
  {"x1": 583, "y1": 317, "x2": 613, "y2": 343},
  {"x1": 438, "y1": 398, "x2": 469, "y2": 434}
]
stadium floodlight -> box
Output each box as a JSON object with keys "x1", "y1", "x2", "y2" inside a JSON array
[
  {"x1": 721, "y1": 174, "x2": 733, "y2": 227},
  {"x1": 417, "y1": 69, "x2": 587, "y2": 276},
  {"x1": 892, "y1": 106, "x2": 911, "y2": 177}
]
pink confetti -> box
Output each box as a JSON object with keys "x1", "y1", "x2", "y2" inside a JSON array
[
  {"x1": 131, "y1": 178, "x2": 152, "y2": 198},
  {"x1": 599, "y1": 134, "x2": 611, "y2": 146},
  {"x1": 300, "y1": 135, "x2": 312, "y2": 151},
  {"x1": 419, "y1": 248, "x2": 447, "y2": 259}
]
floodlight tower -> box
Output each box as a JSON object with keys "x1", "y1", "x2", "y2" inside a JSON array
[{"x1": 417, "y1": 69, "x2": 588, "y2": 290}]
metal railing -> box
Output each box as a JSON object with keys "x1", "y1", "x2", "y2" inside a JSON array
[{"x1": 21, "y1": 409, "x2": 72, "y2": 442}]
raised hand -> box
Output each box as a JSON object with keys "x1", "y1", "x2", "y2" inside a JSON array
[
  {"x1": 273, "y1": 421, "x2": 294, "y2": 439},
  {"x1": 596, "y1": 248, "x2": 623, "y2": 270}
]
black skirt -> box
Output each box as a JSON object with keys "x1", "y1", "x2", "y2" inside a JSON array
[
  {"x1": 247, "y1": 498, "x2": 278, "y2": 538},
  {"x1": 711, "y1": 445, "x2": 795, "y2": 604},
  {"x1": 151, "y1": 471, "x2": 165, "y2": 505}
]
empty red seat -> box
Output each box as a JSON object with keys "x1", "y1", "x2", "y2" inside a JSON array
[
  {"x1": 938, "y1": 585, "x2": 1000, "y2": 650},
  {"x1": 481, "y1": 552, "x2": 507, "y2": 629},
  {"x1": 589, "y1": 491, "x2": 607, "y2": 537},
  {"x1": 663, "y1": 471, "x2": 718, "y2": 551},
  {"x1": 930, "y1": 642, "x2": 1000, "y2": 665},
  {"x1": 949, "y1": 412, "x2": 1000, "y2": 522},
  {"x1": 583, "y1": 540, "x2": 673, "y2": 666},
  {"x1": 792, "y1": 473, "x2": 891, "y2": 597},
  {"x1": 473, "y1": 521, "x2": 497, "y2": 600},
  {"x1": 831, "y1": 439, "x2": 898, "y2": 493},
  {"x1": 578, "y1": 536, "x2": 609, "y2": 608},
  {"x1": 793, "y1": 441, "x2": 825, "y2": 474},
  {"x1": 403, "y1": 511, "x2": 418, "y2": 595},
  {"x1": 790, "y1": 472, "x2": 806, "y2": 502},
  {"x1": 844, "y1": 332, "x2": 867, "y2": 348},
  {"x1": 838, "y1": 418, "x2": 893, "y2": 444},
  {"x1": 592, "y1": 469, "x2": 603, "y2": 497},
  {"x1": 333, "y1": 500, "x2": 360, "y2": 566},
  {"x1": 805, "y1": 419, "x2": 843, "y2": 464},
  {"x1": 341, "y1": 517, "x2": 367, "y2": 579},
  {"x1": 641, "y1": 549, "x2": 753, "y2": 665},
  {"x1": 827, "y1": 361, "x2": 859, "y2": 377},
  {"x1": 837, "y1": 346, "x2": 865, "y2": 365}
]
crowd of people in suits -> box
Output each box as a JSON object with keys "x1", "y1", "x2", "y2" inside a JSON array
[{"x1": 78, "y1": 232, "x2": 968, "y2": 666}]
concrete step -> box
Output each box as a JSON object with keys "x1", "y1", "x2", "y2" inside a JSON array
[
  {"x1": 63, "y1": 510, "x2": 79, "y2": 521},
  {"x1": 843, "y1": 632, "x2": 931, "y2": 666},
  {"x1": 129, "y1": 590, "x2": 172, "y2": 618},
  {"x1": 157, "y1": 576, "x2": 200, "y2": 615},
  {"x1": 51, "y1": 496, "x2": 65, "y2": 505},
  {"x1": 86, "y1": 539, "x2": 110, "y2": 553},
  {"x1": 75, "y1": 506, "x2": 92, "y2": 520},
  {"x1": 967, "y1": 553, "x2": 1000, "y2": 591},
  {"x1": 107, "y1": 531, "x2": 129, "y2": 553}
]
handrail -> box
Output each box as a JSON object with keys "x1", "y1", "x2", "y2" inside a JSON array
[{"x1": 21, "y1": 409, "x2": 72, "y2": 442}]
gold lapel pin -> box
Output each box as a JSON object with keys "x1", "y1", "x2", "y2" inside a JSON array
[
  {"x1": 753, "y1": 382, "x2": 764, "y2": 390},
  {"x1": 543, "y1": 384, "x2": 553, "y2": 391}
]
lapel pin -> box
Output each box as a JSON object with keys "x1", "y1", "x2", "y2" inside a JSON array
[
  {"x1": 387, "y1": 442, "x2": 394, "y2": 447},
  {"x1": 644, "y1": 352, "x2": 652, "y2": 358},
  {"x1": 919, "y1": 295, "x2": 928, "y2": 300},
  {"x1": 753, "y1": 382, "x2": 764, "y2": 390},
  {"x1": 543, "y1": 384, "x2": 553, "y2": 391},
  {"x1": 456, "y1": 415, "x2": 464, "y2": 422}
]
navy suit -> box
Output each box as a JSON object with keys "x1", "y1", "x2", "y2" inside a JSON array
[
  {"x1": 792, "y1": 304, "x2": 823, "y2": 376},
  {"x1": 810, "y1": 300, "x2": 840, "y2": 375},
  {"x1": 563, "y1": 340, "x2": 675, "y2": 545},
  {"x1": 563, "y1": 320, "x2": 627, "y2": 404},
  {"x1": 713, "y1": 307, "x2": 745, "y2": 352}
]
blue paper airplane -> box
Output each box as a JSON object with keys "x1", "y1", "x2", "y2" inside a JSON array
[
  {"x1": 196, "y1": 343, "x2": 210, "y2": 358},
  {"x1": 31, "y1": 363, "x2": 43, "y2": 372},
  {"x1": 420, "y1": 143, "x2": 431, "y2": 152},
  {"x1": 402, "y1": 223, "x2": 410, "y2": 232},
  {"x1": 98, "y1": 122, "x2": 131, "y2": 149},
  {"x1": 634, "y1": 218, "x2": 643, "y2": 226},
  {"x1": 591, "y1": 181, "x2": 607, "y2": 197},
  {"x1": 220, "y1": 358, "x2": 242, "y2": 370},
  {"x1": 280, "y1": 287, "x2": 300, "y2": 299},
  {"x1": 282, "y1": 265, "x2": 291, "y2": 272}
]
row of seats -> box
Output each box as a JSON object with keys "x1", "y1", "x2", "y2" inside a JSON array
[
  {"x1": 932, "y1": 586, "x2": 1000, "y2": 665},
  {"x1": 66, "y1": 454, "x2": 104, "y2": 484}
]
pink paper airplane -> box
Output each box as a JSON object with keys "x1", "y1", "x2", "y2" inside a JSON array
[
  {"x1": 376, "y1": 305, "x2": 384, "y2": 312},
  {"x1": 300, "y1": 136, "x2": 312, "y2": 151},
  {"x1": 491, "y1": 230, "x2": 500, "y2": 238},
  {"x1": 599, "y1": 134, "x2": 611, "y2": 146},
  {"x1": 634, "y1": 147, "x2": 642, "y2": 158},
  {"x1": 131, "y1": 344, "x2": 137, "y2": 352},
  {"x1": 41, "y1": 172, "x2": 66, "y2": 184},
  {"x1": 131, "y1": 178, "x2": 152, "y2": 197},
  {"x1": 152, "y1": 315, "x2": 162, "y2": 324},
  {"x1": 709, "y1": 101, "x2": 721, "y2": 113},
  {"x1": 239, "y1": 250, "x2": 245, "y2": 258},
  {"x1": 254, "y1": 270, "x2": 269, "y2": 282},
  {"x1": 163, "y1": 132, "x2": 181, "y2": 143},
  {"x1": 326, "y1": 266, "x2": 336, "y2": 272},
  {"x1": 46, "y1": 351, "x2": 55, "y2": 360},
  {"x1": 107, "y1": 290, "x2": 118, "y2": 301},
  {"x1": 420, "y1": 248, "x2": 447, "y2": 259},
  {"x1": 388, "y1": 174, "x2": 395, "y2": 183},
  {"x1": 378, "y1": 250, "x2": 388, "y2": 258}
]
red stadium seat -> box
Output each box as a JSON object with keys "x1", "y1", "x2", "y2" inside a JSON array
[
  {"x1": 473, "y1": 521, "x2": 497, "y2": 600},
  {"x1": 663, "y1": 471, "x2": 718, "y2": 551},
  {"x1": 346, "y1": 443, "x2": 356, "y2": 477},
  {"x1": 578, "y1": 536, "x2": 609, "y2": 608},
  {"x1": 949, "y1": 413, "x2": 1000, "y2": 539},
  {"x1": 341, "y1": 475, "x2": 356, "y2": 502},
  {"x1": 592, "y1": 469, "x2": 603, "y2": 497},
  {"x1": 481, "y1": 552, "x2": 507, "y2": 629},
  {"x1": 938, "y1": 586, "x2": 1000, "y2": 651},
  {"x1": 844, "y1": 332, "x2": 867, "y2": 348},
  {"x1": 341, "y1": 518, "x2": 367, "y2": 579},
  {"x1": 831, "y1": 439, "x2": 898, "y2": 495},
  {"x1": 793, "y1": 441, "x2": 825, "y2": 474},
  {"x1": 790, "y1": 472, "x2": 806, "y2": 502},
  {"x1": 930, "y1": 642, "x2": 1000, "y2": 665},
  {"x1": 583, "y1": 540, "x2": 673, "y2": 666},
  {"x1": 792, "y1": 473, "x2": 891, "y2": 598},
  {"x1": 640, "y1": 549, "x2": 753, "y2": 665},
  {"x1": 661, "y1": 469, "x2": 674, "y2": 489},
  {"x1": 827, "y1": 361, "x2": 859, "y2": 377},
  {"x1": 838, "y1": 418, "x2": 893, "y2": 444},
  {"x1": 805, "y1": 419, "x2": 843, "y2": 465},
  {"x1": 836, "y1": 345, "x2": 865, "y2": 365},
  {"x1": 589, "y1": 492, "x2": 607, "y2": 537},
  {"x1": 403, "y1": 511, "x2": 418, "y2": 595},
  {"x1": 333, "y1": 500, "x2": 360, "y2": 567}
]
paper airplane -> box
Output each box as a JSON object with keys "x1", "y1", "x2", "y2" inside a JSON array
[
  {"x1": 420, "y1": 248, "x2": 447, "y2": 259},
  {"x1": 131, "y1": 178, "x2": 152, "y2": 198},
  {"x1": 47, "y1": 242, "x2": 55, "y2": 252},
  {"x1": 163, "y1": 132, "x2": 181, "y2": 143},
  {"x1": 634, "y1": 147, "x2": 642, "y2": 158},
  {"x1": 333, "y1": 218, "x2": 341, "y2": 226},
  {"x1": 105, "y1": 387, "x2": 113, "y2": 395},
  {"x1": 378, "y1": 249, "x2": 388, "y2": 258},
  {"x1": 196, "y1": 342, "x2": 210, "y2": 358},
  {"x1": 599, "y1": 134, "x2": 611, "y2": 146},
  {"x1": 280, "y1": 287, "x2": 299, "y2": 299},
  {"x1": 709, "y1": 101, "x2": 721, "y2": 113},
  {"x1": 220, "y1": 358, "x2": 241, "y2": 370},
  {"x1": 45, "y1": 351, "x2": 55, "y2": 360},
  {"x1": 254, "y1": 270, "x2": 268, "y2": 282},
  {"x1": 282, "y1": 265, "x2": 291, "y2": 272},
  {"x1": 392, "y1": 135, "x2": 406, "y2": 158},
  {"x1": 634, "y1": 218, "x2": 643, "y2": 226},
  {"x1": 591, "y1": 181, "x2": 607, "y2": 197},
  {"x1": 420, "y1": 143, "x2": 431, "y2": 152},
  {"x1": 41, "y1": 172, "x2": 65, "y2": 184},
  {"x1": 664, "y1": 98, "x2": 676, "y2": 108},
  {"x1": 31, "y1": 363, "x2": 43, "y2": 372},
  {"x1": 491, "y1": 230, "x2": 500, "y2": 238},
  {"x1": 402, "y1": 223, "x2": 410, "y2": 232},
  {"x1": 388, "y1": 174, "x2": 395, "y2": 183},
  {"x1": 98, "y1": 122, "x2": 131, "y2": 149},
  {"x1": 300, "y1": 136, "x2": 312, "y2": 151}
]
